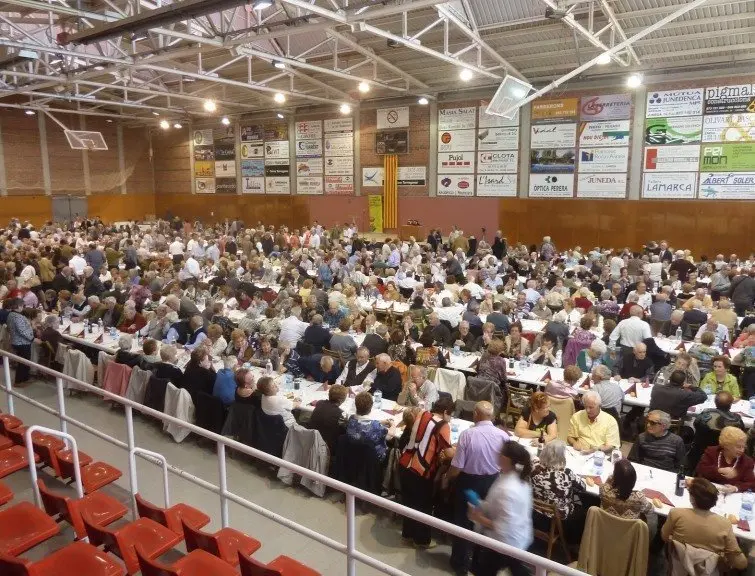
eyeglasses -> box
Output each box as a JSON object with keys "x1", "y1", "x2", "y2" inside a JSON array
[{"x1": 646, "y1": 419, "x2": 662, "y2": 426}]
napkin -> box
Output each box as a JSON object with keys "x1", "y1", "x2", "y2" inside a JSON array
[
  {"x1": 94, "y1": 334, "x2": 104, "y2": 344},
  {"x1": 687, "y1": 406, "x2": 697, "y2": 413},
  {"x1": 317, "y1": 383, "x2": 329, "y2": 392},
  {"x1": 737, "y1": 519, "x2": 750, "y2": 532},
  {"x1": 384, "y1": 408, "x2": 403, "y2": 415},
  {"x1": 61, "y1": 326, "x2": 70, "y2": 335},
  {"x1": 642, "y1": 488, "x2": 674, "y2": 507},
  {"x1": 540, "y1": 370, "x2": 551, "y2": 383}
]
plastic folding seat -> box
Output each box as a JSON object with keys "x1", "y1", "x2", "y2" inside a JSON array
[
  {"x1": 0, "y1": 541, "x2": 125, "y2": 576},
  {"x1": 238, "y1": 552, "x2": 321, "y2": 576},
  {"x1": 135, "y1": 544, "x2": 240, "y2": 576},
  {"x1": 0, "y1": 501, "x2": 60, "y2": 556},
  {"x1": 57, "y1": 454, "x2": 122, "y2": 494},
  {"x1": 0, "y1": 446, "x2": 40, "y2": 479},
  {"x1": 32, "y1": 440, "x2": 92, "y2": 478},
  {"x1": 37, "y1": 479, "x2": 128, "y2": 540},
  {"x1": 5, "y1": 426, "x2": 64, "y2": 453},
  {"x1": 0, "y1": 435, "x2": 13, "y2": 451},
  {"x1": 0, "y1": 414, "x2": 22, "y2": 435},
  {"x1": 181, "y1": 518, "x2": 261, "y2": 567},
  {"x1": 81, "y1": 509, "x2": 181, "y2": 576},
  {"x1": 0, "y1": 481, "x2": 12, "y2": 506},
  {"x1": 135, "y1": 494, "x2": 210, "y2": 538}
]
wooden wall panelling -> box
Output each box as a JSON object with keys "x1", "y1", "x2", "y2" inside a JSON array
[
  {"x1": 88, "y1": 194, "x2": 156, "y2": 223},
  {"x1": 1, "y1": 113, "x2": 45, "y2": 196}
]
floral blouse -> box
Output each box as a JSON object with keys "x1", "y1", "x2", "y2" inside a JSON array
[
  {"x1": 599, "y1": 478, "x2": 653, "y2": 520},
  {"x1": 531, "y1": 464, "x2": 584, "y2": 519}
]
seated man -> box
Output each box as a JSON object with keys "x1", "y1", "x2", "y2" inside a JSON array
[
  {"x1": 591, "y1": 364, "x2": 623, "y2": 421},
  {"x1": 258, "y1": 375, "x2": 300, "y2": 428},
  {"x1": 309, "y1": 384, "x2": 348, "y2": 456},
  {"x1": 364, "y1": 353, "x2": 403, "y2": 401},
  {"x1": 335, "y1": 346, "x2": 375, "y2": 388},
  {"x1": 615, "y1": 342, "x2": 655, "y2": 381},
  {"x1": 451, "y1": 320, "x2": 476, "y2": 351},
  {"x1": 687, "y1": 391, "x2": 745, "y2": 471},
  {"x1": 152, "y1": 344, "x2": 183, "y2": 385},
  {"x1": 567, "y1": 390, "x2": 621, "y2": 454},
  {"x1": 213, "y1": 356, "x2": 238, "y2": 406},
  {"x1": 694, "y1": 317, "x2": 730, "y2": 348},
  {"x1": 649, "y1": 369, "x2": 707, "y2": 419},
  {"x1": 299, "y1": 353, "x2": 341, "y2": 384},
  {"x1": 627, "y1": 410, "x2": 685, "y2": 472}
]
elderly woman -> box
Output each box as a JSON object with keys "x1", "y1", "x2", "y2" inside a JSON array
[
  {"x1": 734, "y1": 323, "x2": 755, "y2": 348},
  {"x1": 387, "y1": 328, "x2": 415, "y2": 367},
  {"x1": 600, "y1": 459, "x2": 653, "y2": 520},
  {"x1": 528, "y1": 332, "x2": 561, "y2": 367},
  {"x1": 662, "y1": 478, "x2": 747, "y2": 571},
  {"x1": 530, "y1": 440, "x2": 586, "y2": 540},
  {"x1": 225, "y1": 328, "x2": 251, "y2": 362},
  {"x1": 503, "y1": 321, "x2": 530, "y2": 359},
  {"x1": 514, "y1": 391, "x2": 557, "y2": 442},
  {"x1": 117, "y1": 305, "x2": 147, "y2": 334},
  {"x1": 414, "y1": 332, "x2": 447, "y2": 368},
  {"x1": 545, "y1": 364, "x2": 582, "y2": 399},
  {"x1": 653, "y1": 351, "x2": 701, "y2": 386},
  {"x1": 696, "y1": 426, "x2": 755, "y2": 494},
  {"x1": 467, "y1": 442, "x2": 533, "y2": 576},
  {"x1": 114, "y1": 334, "x2": 140, "y2": 367},
  {"x1": 181, "y1": 346, "x2": 216, "y2": 400},
  {"x1": 596, "y1": 289, "x2": 620, "y2": 318},
  {"x1": 346, "y1": 392, "x2": 393, "y2": 462},
  {"x1": 258, "y1": 375, "x2": 300, "y2": 428},
  {"x1": 476, "y1": 338, "x2": 508, "y2": 389},
  {"x1": 250, "y1": 335, "x2": 280, "y2": 371},
  {"x1": 141, "y1": 338, "x2": 161, "y2": 364},
  {"x1": 6, "y1": 298, "x2": 37, "y2": 383},
  {"x1": 544, "y1": 310, "x2": 570, "y2": 345},
  {"x1": 152, "y1": 344, "x2": 182, "y2": 385},
  {"x1": 398, "y1": 365, "x2": 439, "y2": 408},
  {"x1": 233, "y1": 368, "x2": 259, "y2": 406},
  {"x1": 206, "y1": 323, "x2": 228, "y2": 357},
  {"x1": 577, "y1": 338, "x2": 608, "y2": 373},
  {"x1": 213, "y1": 356, "x2": 239, "y2": 406},
  {"x1": 40, "y1": 314, "x2": 61, "y2": 358}
]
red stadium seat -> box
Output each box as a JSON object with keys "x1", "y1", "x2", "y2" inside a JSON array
[
  {"x1": 181, "y1": 518, "x2": 261, "y2": 567},
  {"x1": 0, "y1": 414, "x2": 22, "y2": 435},
  {"x1": 32, "y1": 440, "x2": 93, "y2": 478},
  {"x1": 135, "y1": 493, "x2": 210, "y2": 537},
  {"x1": 0, "y1": 446, "x2": 40, "y2": 479},
  {"x1": 136, "y1": 545, "x2": 239, "y2": 576},
  {"x1": 0, "y1": 481, "x2": 12, "y2": 506},
  {"x1": 0, "y1": 435, "x2": 13, "y2": 451},
  {"x1": 81, "y1": 509, "x2": 181, "y2": 575},
  {"x1": 5, "y1": 426, "x2": 64, "y2": 453},
  {"x1": 37, "y1": 479, "x2": 127, "y2": 540},
  {"x1": 0, "y1": 501, "x2": 59, "y2": 556},
  {"x1": 0, "y1": 541, "x2": 125, "y2": 576},
  {"x1": 238, "y1": 552, "x2": 321, "y2": 576},
  {"x1": 57, "y1": 456, "x2": 121, "y2": 494}
]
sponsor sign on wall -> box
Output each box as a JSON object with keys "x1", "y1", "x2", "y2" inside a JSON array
[
  {"x1": 398, "y1": 166, "x2": 427, "y2": 186},
  {"x1": 325, "y1": 175, "x2": 354, "y2": 195},
  {"x1": 194, "y1": 146, "x2": 214, "y2": 161},
  {"x1": 644, "y1": 145, "x2": 701, "y2": 172},
  {"x1": 701, "y1": 113, "x2": 755, "y2": 143},
  {"x1": 579, "y1": 94, "x2": 632, "y2": 121},
  {"x1": 240, "y1": 125, "x2": 263, "y2": 143},
  {"x1": 578, "y1": 147, "x2": 629, "y2": 173},
  {"x1": 531, "y1": 124, "x2": 577, "y2": 148},
  {"x1": 641, "y1": 172, "x2": 697, "y2": 199},
  {"x1": 646, "y1": 89, "x2": 704, "y2": 118},
  {"x1": 577, "y1": 173, "x2": 627, "y2": 198},
  {"x1": 192, "y1": 129, "x2": 214, "y2": 146},
  {"x1": 295, "y1": 120, "x2": 322, "y2": 140},
  {"x1": 295, "y1": 157, "x2": 323, "y2": 176},
  {"x1": 529, "y1": 173, "x2": 574, "y2": 197},
  {"x1": 438, "y1": 152, "x2": 475, "y2": 173},
  {"x1": 438, "y1": 106, "x2": 477, "y2": 131},
  {"x1": 362, "y1": 167, "x2": 384, "y2": 187},
  {"x1": 241, "y1": 159, "x2": 264, "y2": 177},
  {"x1": 214, "y1": 144, "x2": 235, "y2": 160},
  {"x1": 438, "y1": 129, "x2": 476, "y2": 152},
  {"x1": 704, "y1": 84, "x2": 755, "y2": 115},
  {"x1": 377, "y1": 106, "x2": 410, "y2": 129},
  {"x1": 194, "y1": 161, "x2": 214, "y2": 178},
  {"x1": 699, "y1": 172, "x2": 755, "y2": 199},
  {"x1": 437, "y1": 174, "x2": 474, "y2": 196},
  {"x1": 241, "y1": 177, "x2": 264, "y2": 194},
  {"x1": 195, "y1": 178, "x2": 215, "y2": 193},
  {"x1": 578, "y1": 120, "x2": 631, "y2": 147},
  {"x1": 476, "y1": 174, "x2": 517, "y2": 197},
  {"x1": 530, "y1": 149, "x2": 576, "y2": 173},
  {"x1": 700, "y1": 143, "x2": 755, "y2": 171},
  {"x1": 214, "y1": 160, "x2": 236, "y2": 178},
  {"x1": 644, "y1": 116, "x2": 702, "y2": 145},
  {"x1": 477, "y1": 151, "x2": 518, "y2": 174},
  {"x1": 265, "y1": 140, "x2": 290, "y2": 160},
  {"x1": 265, "y1": 177, "x2": 290, "y2": 194},
  {"x1": 239, "y1": 142, "x2": 264, "y2": 158},
  {"x1": 264, "y1": 164, "x2": 290, "y2": 177},
  {"x1": 477, "y1": 127, "x2": 519, "y2": 150},
  {"x1": 264, "y1": 124, "x2": 288, "y2": 141},
  {"x1": 324, "y1": 136, "x2": 353, "y2": 156},
  {"x1": 295, "y1": 139, "x2": 323, "y2": 157},
  {"x1": 324, "y1": 156, "x2": 354, "y2": 176},
  {"x1": 532, "y1": 98, "x2": 579, "y2": 122},
  {"x1": 216, "y1": 178, "x2": 237, "y2": 194},
  {"x1": 296, "y1": 176, "x2": 324, "y2": 195},
  {"x1": 324, "y1": 118, "x2": 353, "y2": 133}
]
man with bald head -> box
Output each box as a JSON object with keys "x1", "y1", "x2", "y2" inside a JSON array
[
  {"x1": 446, "y1": 401, "x2": 509, "y2": 574},
  {"x1": 616, "y1": 342, "x2": 656, "y2": 381},
  {"x1": 363, "y1": 353, "x2": 402, "y2": 401}
]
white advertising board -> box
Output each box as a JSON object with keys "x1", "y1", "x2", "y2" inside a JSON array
[
  {"x1": 646, "y1": 89, "x2": 704, "y2": 118},
  {"x1": 438, "y1": 106, "x2": 477, "y2": 131},
  {"x1": 641, "y1": 172, "x2": 697, "y2": 199},
  {"x1": 531, "y1": 123, "x2": 577, "y2": 148},
  {"x1": 529, "y1": 173, "x2": 574, "y2": 197},
  {"x1": 578, "y1": 147, "x2": 629, "y2": 173},
  {"x1": 437, "y1": 174, "x2": 474, "y2": 196},
  {"x1": 438, "y1": 129, "x2": 476, "y2": 152},
  {"x1": 577, "y1": 173, "x2": 627, "y2": 198},
  {"x1": 476, "y1": 174, "x2": 517, "y2": 197},
  {"x1": 643, "y1": 145, "x2": 701, "y2": 172},
  {"x1": 477, "y1": 151, "x2": 518, "y2": 174},
  {"x1": 438, "y1": 152, "x2": 475, "y2": 173}
]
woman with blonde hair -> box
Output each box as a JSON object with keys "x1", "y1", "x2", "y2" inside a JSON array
[
  {"x1": 477, "y1": 338, "x2": 508, "y2": 388},
  {"x1": 696, "y1": 426, "x2": 755, "y2": 493}
]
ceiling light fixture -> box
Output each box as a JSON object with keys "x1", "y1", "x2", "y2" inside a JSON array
[
  {"x1": 340, "y1": 103, "x2": 352, "y2": 115},
  {"x1": 358, "y1": 81, "x2": 370, "y2": 93},
  {"x1": 203, "y1": 99, "x2": 217, "y2": 112},
  {"x1": 159, "y1": 119, "x2": 169, "y2": 129},
  {"x1": 173, "y1": 122, "x2": 183, "y2": 129},
  {"x1": 626, "y1": 73, "x2": 643, "y2": 88},
  {"x1": 221, "y1": 116, "x2": 230, "y2": 125},
  {"x1": 273, "y1": 61, "x2": 286, "y2": 69},
  {"x1": 597, "y1": 53, "x2": 611, "y2": 65},
  {"x1": 277, "y1": 113, "x2": 285, "y2": 119},
  {"x1": 418, "y1": 97, "x2": 429, "y2": 105},
  {"x1": 459, "y1": 68, "x2": 473, "y2": 82},
  {"x1": 24, "y1": 109, "x2": 35, "y2": 115},
  {"x1": 152, "y1": 111, "x2": 159, "y2": 116},
  {"x1": 252, "y1": 0, "x2": 273, "y2": 10},
  {"x1": 274, "y1": 92, "x2": 286, "y2": 104}
]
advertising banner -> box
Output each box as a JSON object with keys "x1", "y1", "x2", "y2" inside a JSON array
[
  {"x1": 644, "y1": 116, "x2": 702, "y2": 145},
  {"x1": 368, "y1": 195, "x2": 383, "y2": 233},
  {"x1": 192, "y1": 129, "x2": 213, "y2": 146},
  {"x1": 215, "y1": 178, "x2": 237, "y2": 194},
  {"x1": 239, "y1": 142, "x2": 264, "y2": 158},
  {"x1": 704, "y1": 84, "x2": 755, "y2": 115},
  {"x1": 438, "y1": 106, "x2": 477, "y2": 130},
  {"x1": 700, "y1": 143, "x2": 755, "y2": 172},
  {"x1": 295, "y1": 120, "x2": 322, "y2": 140},
  {"x1": 699, "y1": 172, "x2": 755, "y2": 199},
  {"x1": 241, "y1": 177, "x2": 264, "y2": 194},
  {"x1": 265, "y1": 177, "x2": 290, "y2": 194},
  {"x1": 324, "y1": 118, "x2": 353, "y2": 133},
  {"x1": 264, "y1": 140, "x2": 290, "y2": 160},
  {"x1": 194, "y1": 146, "x2": 214, "y2": 161},
  {"x1": 646, "y1": 89, "x2": 704, "y2": 118},
  {"x1": 532, "y1": 98, "x2": 579, "y2": 122},
  {"x1": 477, "y1": 151, "x2": 518, "y2": 174},
  {"x1": 195, "y1": 178, "x2": 215, "y2": 193},
  {"x1": 194, "y1": 161, "x2": 214, "y2": 177},
  {"x1": 324, "y1": 136, "x2": 353, "y2": 156},
  {"x1": 398, "y1": 166, "x2": 427, "y2": 186},
  {"x1": 296, "y1": 176, "x2": 324, "y2": 195},
  {"x1": 578, "y1": 120, "x2": 631, "y2": 147},
  {"x1": 578, "y1": 147, "x2": 629, "y2": 173},
  {"x1": 531, "y1": 123, "x2": 577, "y2": 148},
  {"x1": 241, "y1": 159, "x2": 264, "y2": 177},
  {"x1": 577, "y1": 173, "x2": 627, "y2": 198},
  {"x1": 325, "y1": 175, "x2": 354, "y2": 195},
  {"x1": 362, "y1": 167, "x2": 384, "y2": 187},
  {"x1": 324, "y1": 156, "x2": 354, "y2": 176},
  {"x1": 530, "y1": 149, "x2": 576, "y2": 173},
  {"x1": 477, "y1": 127, "x2": 519, "y2": 150},
  {"x1": 239, "y1": 125, "x2": 263, "y2": 144},
  {"x1": 438, "y1": 152, "x2": 475, "y2": 173},
  {"x1": 214, "y1": 160, "x2": 236, "y2": 178},
  {"x1": 295, "y1": 157, "x2": 323, "y2": 176},
  {"x1": 644, "y1": 145, "x2": 701, "y2": 172},
  {"x1": 438, "y1": 129, "x2": 476, "y2": 152},
  {"x1": 529, "y1": 173, "x2": 574, "y2": 197},
  {"x1": 701, "y1": 113, "x2": 755, "y2": 143},
  {"x1": 264, "y1": 124, "x2": 288, "y2": 141},
  {"x1": 580, "y1": 94, "x2": 632, "y2": 121},
  {"x1": 641, "y1": 172, "x2": 697, "y2": 199},
  {"x1": 295, "y1": 139, "x2": 323, "y2": 157},
  {"x1": 476, "y1": 174, "x2": 517, "y2": 197},
  {"x1": 437, "y1": 174, "x2": 474, "y2": 196}
]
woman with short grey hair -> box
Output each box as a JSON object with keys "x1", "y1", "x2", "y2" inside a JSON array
[{"x1": 531, "y1": 439, "x2": 586, "y2": 541}]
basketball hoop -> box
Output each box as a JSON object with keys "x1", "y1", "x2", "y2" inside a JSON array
[{"x1": 64, "y1": 130, "x2": 108, "y2": 151}]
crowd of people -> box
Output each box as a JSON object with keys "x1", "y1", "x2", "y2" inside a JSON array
[{"x1": 2, "y1": 216, "x2": 755, "y2": 575}]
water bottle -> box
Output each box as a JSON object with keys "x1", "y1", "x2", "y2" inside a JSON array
[
  {"x1": 675, "y1": 327, "x2": 683, "y2": 341},
  {"x1": 373, "y1": 389, "x2": 382, "y2": 410},
  {"x1": 740, "y1": 490, "x2": 754, "y2": 521},
  {"x1": 657, "y1": 372, "x2": 666, "y2": 386},
  {"x1": 519, "y1": 357, "x2": 526, "y2": 371},
  {"x1": 675, "y1": 468, "x2": 686, "y2": 497},
  {"x1": 265, "y1": 359, "x2": 273, "y2": 375},
  {"x1": 98, "y1": 319, "x2": 103, "y2": 332},
  {"x1": 594, "y1": 451, "x2": 605, "y2": 475},
  {"x1": 453, "y1": 344, "x2": 460, "y2": 356},
  {"x1": 749, "y1": 396, "x2": 755, "y2": 413}
]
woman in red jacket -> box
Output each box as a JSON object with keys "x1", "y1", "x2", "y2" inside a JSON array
[{"x1": 696, "y1": 426, "x2": 755, "y2": 494}]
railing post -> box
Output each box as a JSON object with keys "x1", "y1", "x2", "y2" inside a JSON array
[
  {"x1": 345, "y1": 494, "x2": 357, "y2": 576},
  {"x1": 217, "y1": 441, "x2": 229, "y2": 528},
  {"x1": 55, "y1": 376, "x2": 67, "y2": 437},
  {"x1": 535, "y1": 566, "x2": 548, "y2": 576},
  {"x1": 125, "y1": 405, "x2": 138, "y2": 517},
  {"x1": 3, "y1": 356, "x2": 14, "y2": 415}
]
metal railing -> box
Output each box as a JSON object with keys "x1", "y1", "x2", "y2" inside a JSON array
[{"x1": 0, "y1": 350, "x2": 587, "y2": 576}]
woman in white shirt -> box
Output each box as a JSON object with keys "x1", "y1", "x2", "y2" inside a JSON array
[
  {"x1": 206, "y1": 323, "x2": 228, "y2": 358},
  {"x1": 467, "y1": 441, "x2": 533, "y2": 576},
  {"x1": 258, "y1": 376, "x2": 300, "y2": 428}
]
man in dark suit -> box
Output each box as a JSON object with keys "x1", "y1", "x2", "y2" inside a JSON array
[
  {"x1": 301, "y1": 314, "x2": 332, "y2": 354},
  {"x1": 308, "y1": 384, "x2": 348, "y2": 456},
  {"x1": 365, "y1": 354, "x2": 402, "y2": 401},
  {"x1": 362, "y1": 324, "x2": 389, "y2": 358},
  {"x1": 427, "y1": 312, "x2": 452, "y2": 346},
  {"x1": 51, "y1": 266, "x2": 78, "y2": 293}
]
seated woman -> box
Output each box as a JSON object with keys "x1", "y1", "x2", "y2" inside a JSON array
[
  {"x1": 258, "y1": 375, "x2": 300, "y2": 427},
  {"x1": 225, "y1": 328, "x2": 252, "y2": 362},
  {"x1": 114, "y1": 334, "x2": 141, "y2": 367},
  {"x1": 141, "y1": 338, "x2": 160, "y2": 364},
  {"x1": 234, "y1": 368, "x2": 260, "y2": 406},
  {"x1": 206, "y1": 323, "x2": 228, "y2": 358},
  {"x1": 117, "y1": 305, "x2": 147, "y2": 334},
  {"x1": 152, "y1": 344, "x2": 183, "y2": 385},
  {"x1": 400, "y1": 313, "x2": 421, "y2": 342},
  {"x1": 39, "y1": 314, "x2": 61, "y2": 358},
  {"x1": 477, "y1": 338, "x2": 508, "y2": 388},
  {"x1": 346, "y1": 391, "x2": 392, "y2": 462},
  {"x1": 530, "y1": 439, "x2": 586, "y2": 541},
  {"x1": 387, "y1": 328, "x2": 416, "y2": 367},
  {"x1": 696, "y1": 426, "x2": 755, "y2": 494},
  {"x1": 600, "y1": 459, "x2": 653, "y2": 520},
  {"x1": 700, "y1": 356, "x2": 740, "y2": 400},
  {"x1": 733, "y1": 324, "x2": 755, "y2": 348},
  {"x1": 544, "y1": 364, "x2": 582, "y2": 399},
  {"x1": 397, "y1": 365, "x2": 439, "y2": 408},
  {"x1": 278, "y1": 340, "x2": 303, "y2": 378},
  {"x1": 213, "y1": 356, "x2": 239, "y2": 406},
  {"x1": 577, "y1": 339, "x2": 608, "y2": 373},
  {"x1": 503, "y1": 321, "x2": 530, "y2": 359},
  {"x1": 528, "y1": 332, "x2": 562, "y2": 367},
  {"x1": 514, "y1": 391, "x2": 558, "y2": 442},
  {"x1": 661, "y1": 477, "x2": 747, "y2": 571},
  {"x1": 249, "y1": 335, "x2": 280, "y2": 371},
  {"x1": 181, "y1": 347, "x2": 216, "y2": 400},
  {"x1": 414, "y1": 332, "x2": 447, "y2": 368},
  {"x1": 653, "y1": 351, "x2": 701, "y2": 386}
]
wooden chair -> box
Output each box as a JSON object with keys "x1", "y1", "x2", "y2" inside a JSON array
[
  {"x1": 668, "y1": 418, "x2": 683, "y2": 436},
  {"x1": 547, "y1": 395, "x2": 575, "y2": 442},
  {"x1": 409, "y1": 309, "x2": 427, "y2": 331},
  {"x1": 321, "y1": 348, "x2": 345, "y2": 370},
  {"x1": 532, "y1": 499, "x2": 570, "y2": 562},
  {"x1": 505, "y1": 387, "x2": 532, "y2": 426}
]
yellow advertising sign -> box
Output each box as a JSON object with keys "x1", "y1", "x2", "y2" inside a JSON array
[
  {"x1": 194, "y1": 161, "x2": 214, "y2": 177},
  {"x1": 368, "y1": 195, "x2": 383, "y2": 233},
  {"x1": 532, "y1": 98, "x2": 579, "y2": 121}
]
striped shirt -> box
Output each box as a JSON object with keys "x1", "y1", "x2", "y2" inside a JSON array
[{"x1": 627, "y1": 431, "x2": 685, "y2": 472}]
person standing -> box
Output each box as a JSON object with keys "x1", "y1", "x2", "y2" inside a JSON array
[
  {"x1": 6, "y1": 298, "x2": 38, "y2": 384},
  {"x1": 445, "y1": 401, "x2": 510, "y2": 575}
]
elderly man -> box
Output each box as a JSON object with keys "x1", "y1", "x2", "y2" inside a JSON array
[
  {"x1": 682, "y1": 288, "x2": 713, "y2": 311},
  {"x1": 279, "y1": 306, "x2": 308, "y2": 346},
  {"x1": 648, "y1": 291, "x2": 672, "y2": 334},
  {"x1": 397, "y1": 365, "x2": 439, "y2": 407},
  {"x1": 364, "y1": 353, "x2": 402, "y2": 401},
  {"x1": 710, "y1": 265, "x2": 731, "y2": 298},
  {"x1": 69, "y1": 292, "x2": 91, "y2": 321},
  {"x1": 446, "y1": 401, "x2": 509, "y2": 574},
  {"x1": 183, "y1": 315, "x2": 208, "y2": 350},
  {"x1": 434, "y1": 297, "x2": 464, "y2": 328},
  {"x1": 427, "y1": 312, "x2": 453, "y2": 347},
  {"x1": 51, "y1": 266, "x2": 78, "y2": 293},
  {"x1": 567, "y1": 391, "x2": 620, "y2": 454},
  {"x1": 165, "y1": 293, "x2": 200, "y2": 321},
  {"x1": 591, "y1": 364, "x2": 624, "y2": 420},
  {"x1": 627, "y1": 410, "x2": 685, "y2": 472},
  {"x1": 615, "y1": 342, "x2": 655, "y2": 382},
  {"x1": 362, "y1": 323, "x2": 389, "y2": 358},
  {"x1": 530, "y1": 297, "x2": 552, "y2": 320},
  {"x1": 327, "y1": 319, "x2": 358, "y2": 361},
  {"x1": 301, "y1": 314, "x2": 332, "y2": 354},
  {"x1": 451, "y1": 320, "x2": 476, "y2": 351},
  {"x1": 300, "y1": 354, "x2": 341, "y2": 384},
  {"x1": 82, "y1": 266, "x2": 104, "y2": 297},
  {"x1": 649, "y1": 369, "x2": 707, "y2": 419},
  {"x1": 335, "y1": 346, "x2": 374, "y2": 388},
  {"x1": 609, "y1": 305, "x2": 651, "y2": 350},
  {"x1": 694, "y1": 317, "x2": 729, "y2": 348},
  {"x1": 711, "y1": 297, "x2": 738, "y2": 333}
]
